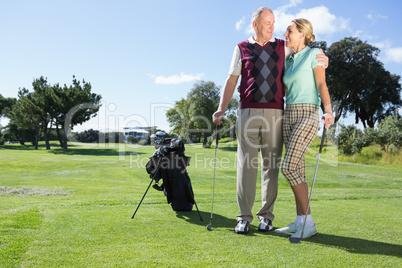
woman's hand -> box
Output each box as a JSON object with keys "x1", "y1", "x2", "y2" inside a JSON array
[{"x1": 322, "y1": 113, "x2": 334, "y2": 129}]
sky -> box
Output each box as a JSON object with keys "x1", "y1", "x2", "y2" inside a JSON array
[{"x1": 1, "y1": 0, "x2": 401, "y2": 133}]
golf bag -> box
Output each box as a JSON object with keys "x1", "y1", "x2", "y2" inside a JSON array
[{"x1": 145, "y1": 138, "x2": 195, "y2": 211}]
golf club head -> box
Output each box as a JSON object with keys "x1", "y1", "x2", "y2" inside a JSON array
[
  {"x1": 206, "y1": 224, "x2": 212, "y2": 231},
  {"x1": 288, "y1": 237, "x2": 301, "y2": 244}
]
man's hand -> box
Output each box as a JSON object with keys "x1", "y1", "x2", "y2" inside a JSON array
[
  {"x1": 212, "y1": 110, "x2": 224, "y2": 125},
  {"x1": 316, "y1": 48, "x2": 329, "y2": 69}
]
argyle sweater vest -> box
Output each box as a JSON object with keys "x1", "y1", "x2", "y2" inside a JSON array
[{"x1": 238, "y1": 38, "x2": 285, "y2": 110}]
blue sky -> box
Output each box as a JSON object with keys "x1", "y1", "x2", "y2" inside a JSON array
[{"x1": 1, "y1": 0, "x2": 401, "y2": 132}]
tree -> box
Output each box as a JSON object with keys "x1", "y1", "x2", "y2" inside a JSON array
[
  {"x1": 4, "y1": 88, "x2": 45, "y2": 149},
  {"x1": 166, "y1": 80, "x2": 239, "y2": 146},
  {"x1": 7, "y1": 77, "x2": 59, "y2": 149},
  {"x1": 52, "y1": 76, "x2": 102, "y2": 149},
  {"x1": 0, "y1": 94, "x2": 16, "y2": 118},
  {"x1": 0, "y1": 94, "x2": 16, "y2": 144},
  {"x1": 32, "y1": 77, "x2": 55, "y2": 149},
  {"x1": 4, "y1": 76, "x2": 102, "y2": 149},
  {"x1": 321, "y1": 37, "x2": 402, "y2": 128},
  {"x1": 166, "y1": 98, "x2": 191, "y2": 138},
  {"x1": 187, "y1": 81, "x2": 221, "y2": 146},
  {"x1": 6, "y1": 122, "x2": 37, "y2": 145}
]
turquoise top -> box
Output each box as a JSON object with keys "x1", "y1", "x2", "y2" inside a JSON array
[{"x1": 283, "y1": 46, "x2": 322, "y2": 105}]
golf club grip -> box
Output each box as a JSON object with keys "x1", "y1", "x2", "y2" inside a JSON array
[
  {"x1": 319, "y1": 127, "x2": 326, "y2": 154},
  {"x1": 216, "y1": 125, "x2": 222, "y2": 148}
]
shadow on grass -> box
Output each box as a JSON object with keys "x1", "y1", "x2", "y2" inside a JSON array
[
  {"x1": 49, "y1": 148, "x2": 146, "y2": 157},
  {"x1": 175, "y1": 210, "x2": 236, "y2": 231},
  {"x1": 175, "y1": 211, "x2": 402, "y2": 256},
  {"x1": 269, "y1": 230, "x2": 402, "y2": 258},
  {"x1": 0, "y1": 143, "x2": 61, "y2": 150},
  {"x1": 1, "y1": 143, "x2": 147, "y2": 157},
  {"x1": 219, "y1": 146, "x2": 238, "y2": 152}
]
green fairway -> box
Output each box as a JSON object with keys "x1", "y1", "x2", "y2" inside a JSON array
[{"x1": 0, "y1": 141, "x2": 401, "y2": 267}]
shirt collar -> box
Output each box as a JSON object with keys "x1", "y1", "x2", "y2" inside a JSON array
[
  {"x1": 288, "y1": 46, "x2": 310, "y2": 60},
  {"x1": 249, "y1": 36, "x2": 276, "y2": 46}
]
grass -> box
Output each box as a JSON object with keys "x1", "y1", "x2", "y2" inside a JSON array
[{"x1": 0, "y1": 139, "x2": 401, "y2": 267}]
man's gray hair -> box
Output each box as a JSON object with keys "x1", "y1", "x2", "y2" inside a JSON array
[{"x1": 251, "y1": 7, "x2": 273, "y2": 24}]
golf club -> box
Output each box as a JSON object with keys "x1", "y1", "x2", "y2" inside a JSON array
[
  {"x1": 289, "y1": 126, "x2": 326, "y2": 243},
  {"x1": 207, "y1": 124, "x2": 221, "y2": 231}
]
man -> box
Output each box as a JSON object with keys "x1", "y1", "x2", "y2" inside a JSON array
[{"x1": 212, "y1": 7, "x2": 328, "y2": 234}]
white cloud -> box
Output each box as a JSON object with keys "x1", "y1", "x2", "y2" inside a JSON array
[
  {"x1": 236, "y1": 16, "x2": 246, "y2": 31},
  {"x1": 367, "y1": 11, "x2": 387, "y2": 24},
  {"x1": 235, "y1": 1, "x2": 352, "y2": 41},
  {"x1": 276, "y1": 0, "x2": 303, "y2": 13},
  {"x1": 273, "y1": 10, "x2": 297, "y2": 36},
  {"x1": 235, "y1": 1, "x2": 304, "y2": 36},
  {"x1": 274, "y1": 5, "x2": 351, "y2": 38},
  {"x1": 235, "y1": 15, "x2": 254, "y2": 35},
  {"x1": 152, "y1": 72, "x2": 204, "y2": 85},
  {"x1": 374, "y1": 40, "x2": 391, "y2": 50},
  {"x1": 245, "y1": 24, "x2": 254, "y2": 35},
  {"x1": 353, "y1": 30, "x2": 378, "y2": 41},
  {"x1": 376, "y1": 41, "x2": 402, "y2": 63},
  {"x1": 385, "y1": 47, "x2": 402, "y2": 63},
  {"x1": 353, "y1": 30, "x2": 363, "y2": 38}
]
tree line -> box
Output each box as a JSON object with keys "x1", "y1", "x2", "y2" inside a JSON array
[
  {"x1": 0, "y1": 76, "x2": 102, "y2": 149},
  {"x1": 1, "y1": 37, "x2": 401, "y2": 151},
  {"x1": 71, "y1": 129, "x2": 163, "y2": 145},
  {"x1": 72, "y1": 129, "x2": 126, "y2": 144}
]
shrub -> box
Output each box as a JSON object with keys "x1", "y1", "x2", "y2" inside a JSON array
[
  {"x1": 360, "y1": 146, "x2": 383, "y2": 160},
  {"x1": 375, "y1": 111, "x2": 402, "y2": 152},
  {"x1": 381, "y1": 150, "x2": 402, "y2": 166},
  {"x1": 127, "y1": 136, "x2": 139, "y2": 144},
  {"x1": 73, "y1": 129, "x2": 100, "y2": 143},
  {"x1": 337, "y1": 124, "x2": 365, "y2": 155}
]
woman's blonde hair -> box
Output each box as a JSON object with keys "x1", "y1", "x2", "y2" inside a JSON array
[{"x1": 292, "y1": 18, "x2": 315, "y2": 45}]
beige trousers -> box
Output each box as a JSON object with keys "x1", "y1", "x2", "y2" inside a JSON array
[{"x1": 236, "y1": 108, "x2": 283, "y2": 223}]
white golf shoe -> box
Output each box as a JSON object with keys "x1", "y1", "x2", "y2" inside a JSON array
[
  {"x1": 258, "y1": 218, "x2": 273, "y2": 232},
  {"x1": 290, "y1": 224, "x2": 317, "y2": 239},
  {"x1": 274, "y1": 222, "x2": 299, "y2": 234},
  {"x1": 234, "y1": 220, "x2": 250, "y2": 234}
]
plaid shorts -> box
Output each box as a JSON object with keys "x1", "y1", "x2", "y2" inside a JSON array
[{"x1": 281, "y1": 104, "x2": 319, "y2": 186}]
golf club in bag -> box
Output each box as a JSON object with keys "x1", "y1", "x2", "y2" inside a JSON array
[
  {"x1": 207, "y1": 125, "x2": 221, "y2": 231},
  {"x1": 131, "y1": 133, "x2": 202, "y2": 221},
  {"x1": 289, "y1": 126, "x2": 326, "y2": 243}
]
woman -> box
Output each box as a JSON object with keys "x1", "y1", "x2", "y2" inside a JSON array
[{"x1": 275, "y1": 18, "x2": 334, "y2": 239}]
